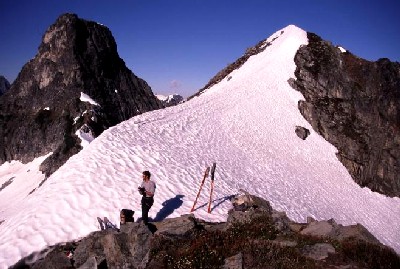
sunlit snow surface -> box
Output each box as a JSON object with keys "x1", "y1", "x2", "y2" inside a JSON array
[{"x1": 0, "y1": 25, "x2": 399, "y2": 268}]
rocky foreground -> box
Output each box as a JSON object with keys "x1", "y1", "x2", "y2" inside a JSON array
[{"x1": 11, "y1": 194, "x2": 400, "y2": 268}]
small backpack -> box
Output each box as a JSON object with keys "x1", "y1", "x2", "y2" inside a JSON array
[{"x1": 120, "y1": 209, "x2": 135, "y2": 224}]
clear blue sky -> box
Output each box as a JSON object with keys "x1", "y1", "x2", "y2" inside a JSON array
[{"x1": 1, "y1": 0, "x2": 399, "y2": 97}]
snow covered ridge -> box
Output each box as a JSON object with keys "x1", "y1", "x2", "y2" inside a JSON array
[
  {"x1": 0, "y1": 24, "x2": 400, "y2": 268},
  {"x1": 338, "y1": 46, "x2": 347, "y2": 53},
  {"x1": 80, "y1": 92, "x2": 99, "y2": 106},
  {"x1": 188, "y1": 26, "x2": 288, "y2": 100}
]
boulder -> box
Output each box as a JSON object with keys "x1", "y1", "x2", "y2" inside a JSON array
[
  {"x1": 153, "y1": 214, "x2": 198, "y2": 236},
  {"x1": 334, "y1": 223, "x2": 381, "y2": 244},
  {"x1": 300, "y1": 219, "x2": 336, "y2": 237},
  {"x1": 226, "y1": 191, "x2": 273, "y2": 229},
  {"x1": 295, "y1": 125, "x2": 310, "y2": 140},
  {"x1": 300, "y1": 218, "x2": 380, "y2": 244},
  {"x1": 73, "y1": 223, "x2": 153, "y2": 268},
  {"x1": 222, "y1": 252, "x2": 243, "y2": 269},
  {"x1": 302, "y1": 243, "x2": 336, "y2": 261}
]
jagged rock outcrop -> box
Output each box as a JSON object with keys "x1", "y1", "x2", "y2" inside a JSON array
[
  {"x1": 0, "y1": 75, "x2": 10, "y2": 95},
  {"x1": 11, "y1": 194, "x2": 400, "y2": 269},
  {"x1": 0, "y1": 13, "x2": 163, "y2": 176},
  {"x1": 156, "y1": 93, "x2": 184, "y2": 107},
  {"x1": 289, "y1": 32, "x2": 400, "y2": 197}
]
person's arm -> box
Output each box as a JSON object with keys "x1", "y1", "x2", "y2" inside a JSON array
[{"x1": 138, "y1": 182, "x2": 146, "y2": 195}]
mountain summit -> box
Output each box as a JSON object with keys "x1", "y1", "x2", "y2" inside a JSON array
[
  {"x1": 0, "y1": 13, "x2": 162, "y2": 176},
  {"x1": 0, "y1": 75, "x2": 10, "y2": 96}
]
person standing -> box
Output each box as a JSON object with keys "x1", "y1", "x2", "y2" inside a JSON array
[{"x1": 138, "y1": 170, "x2": 156, "y2": 225}]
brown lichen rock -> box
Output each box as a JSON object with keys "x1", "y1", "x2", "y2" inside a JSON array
[{"x1": 300, "y1": 218, "x2": 380, "y2": 245}]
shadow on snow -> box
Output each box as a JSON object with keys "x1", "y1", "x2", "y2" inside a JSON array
[
  {"x1": 192, "y1": 194, "x2": 235, "y2": 213},
  {"x1": 153, "y1": 194, "x2": 185, "y2": 222}
]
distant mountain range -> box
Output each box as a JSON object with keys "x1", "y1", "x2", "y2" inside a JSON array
[{"x1": 156, "y1": 93, "x2": 184, "y2": 107}]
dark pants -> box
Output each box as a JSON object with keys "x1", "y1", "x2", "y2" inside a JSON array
[{"x1": 141, "y1": 196, "x2": 154, "y2": 224}]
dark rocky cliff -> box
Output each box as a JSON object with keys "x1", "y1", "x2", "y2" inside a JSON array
[
  {"x1": 0, "y1": 13, "x2": 163, "y2": 176},
  {"x1": 289, "y1": 33, "x2": 400, "y2": 197},
  {"x1": 0, "y1": 75, "x2": 10, "y2": 95}
]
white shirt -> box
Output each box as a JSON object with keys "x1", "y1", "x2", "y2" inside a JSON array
[{"x1": 141, "y1": 180, "x2": 156, "y2": 197}]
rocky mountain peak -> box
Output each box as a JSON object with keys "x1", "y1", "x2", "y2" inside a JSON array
[
  {"x1": 156, "y1": 93, "x2": 184, "y2": 107},
  {"x1": 0, "y1": 75, "x2": 10, "y2": 95},
  {"x1": 0, "y1": 13, "x2": 163, "y2": 177}
]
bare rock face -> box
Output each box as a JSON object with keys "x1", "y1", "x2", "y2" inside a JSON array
[
  {"x1": 0, "y1": 13, "x2": 163, "y2": 176},
  {"x1": 0, "y1": 75, "x2": 10, "y2": 95},
  {"x1": 290, "y1": 32, "x2": 400, "y2": 197}
]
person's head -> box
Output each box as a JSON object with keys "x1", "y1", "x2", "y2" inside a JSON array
[{"x1": 142, "y1": 170, "x2": 151, "y2": 180}]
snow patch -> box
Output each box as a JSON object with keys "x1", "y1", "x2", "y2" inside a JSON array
[
  {"x1": 80, "y1": 92, "x2": 99, "y2": 106},
  {"x1": 76, "y1": 126, "x2": 95, "y2": 148},
  {"x1": 0, "y1": 154, "x2": 50, "y2": 222},
  {"x1": 73, "y1": 116, "x2": 80, "y2": 124}
]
